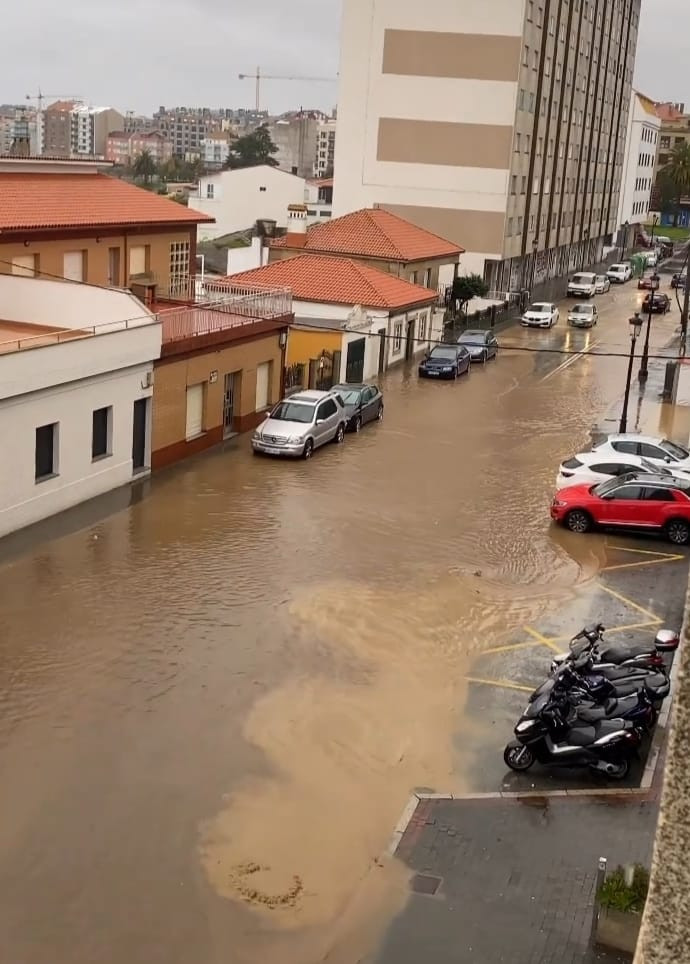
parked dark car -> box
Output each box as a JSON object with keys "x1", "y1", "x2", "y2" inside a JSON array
[
  {"x1": 456, "y1": 329, "x2": 498, "y2": 363},
  {"x1": 418, "y1": 345, "x2": 471, "y2": 380},
  {"x1": 671, "y1": 272, "x2": 688, "y2": 289},
  {"x1": 638, "y1": 276, "x2": 655, "y2": 290},
  {"x1": 331, "y1": 383, "x2": 384, "y2": 432},
  {"x1": 642, "y1": 292, "x2": 671, "y2": 314}
]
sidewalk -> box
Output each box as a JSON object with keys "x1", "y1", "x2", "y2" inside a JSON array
[{"x1": 372, "y1": 795, "x2": 657, "y2": 964}]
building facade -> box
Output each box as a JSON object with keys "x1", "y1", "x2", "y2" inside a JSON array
[
  {"x1": 202, "y1": 133, "x2": 232, "y2": 169},
  {"x1": 269, "y1": 113, "x2": 326, "y2": 178},
  {"x1": 617, "y1": 91, "x2": 660, "y2": 255},
  {"x1": 151, "y1": 285, "x2": 293, "y2": 468},
  {"x1": 333, "y1": 0, "x2": 641, "y2": 290},
  {"x1": 194, "y1": 165, "x2": 306, "y2": 241},
  {"x1": 0, "y1": 275, "x2": 161, "y2": 538},
  {"x1": 105, "y1": 131, "x2": 173, "y2": 166},
  {"x1": 43, "y1": 102, "x2": 123, "y2": 158},
  {"x1": 314, "y1": 118, "x2": 336, "y2": 177},
  {"x1": 0, "y1": 158, "x2": 212, "y2": 298},
  {"x1": 153, "y1": 107, "x2": 209, "y2": 159}
]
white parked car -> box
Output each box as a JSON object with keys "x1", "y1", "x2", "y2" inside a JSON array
[
  {"x1": 567, "y1": 303, "x2": 598, "y2": 328},
  {"x1": 646, "y1": 251, "x2": 658, "y2": 267},
  {"x1": 595, "y1": 275, "x2": 611, "y2": 293},
  {"x1": 557, "y1": 451, "x2": 675, "y2": 489},
  {"x1": 567, "y1": 272, "x2": 597, "y2": 298},
  {"x1": 591, "y1": 434, "x2": 690, "y2": 473},
  {"x1": 521, "y1": 302, "x2": 559, "y2": 328},
  {"x1": 606, "y1": 263, "x2": 632, "y2": 283}
]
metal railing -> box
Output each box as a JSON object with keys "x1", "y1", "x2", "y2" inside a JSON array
[
  {"x1": 139, "y1": 273, "x2": 293, "y2": 320},
  {"x1": 0, "y1": 314, "x2": 158, "y2": 355}
]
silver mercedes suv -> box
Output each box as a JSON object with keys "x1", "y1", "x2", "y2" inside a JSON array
[{"x1": 252, "y1": 390, "x2": 347, "y2": 459}]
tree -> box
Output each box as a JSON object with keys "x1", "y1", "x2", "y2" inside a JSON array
[
  {"x1": 224, "y1": 124, "x2": 279, "y2": 170},
  {"x1": 132, "y1": 149, "x2": 157, "y2": 185},
  {"x1": 451, "y1": 273, "x2": 489, "y2": 315},
  {"x1": 660, "y1": 142, "x2": 690, "y2": 226}
]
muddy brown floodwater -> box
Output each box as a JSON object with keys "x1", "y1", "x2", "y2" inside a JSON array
[{"x1": 0, "y1": 297, "x2": 679, "y2": 964}]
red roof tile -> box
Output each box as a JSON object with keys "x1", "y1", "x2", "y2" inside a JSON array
[
  {"x1": 270, "y1": 207, "x2": 463, "y2": 261},
  {"x1": 0, "y1": 172, "x2": 214, "y2": 231},
  {"x1": 225, "y1": 254, "x2": 439, "y2": 310}
]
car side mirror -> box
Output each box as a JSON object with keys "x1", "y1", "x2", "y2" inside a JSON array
[
  {"x1": 316, "y1": 418, "x2": 325, "y2": 425},
  {"x1": 665, "y1": 456, "x2": 672, "y2": 463}
]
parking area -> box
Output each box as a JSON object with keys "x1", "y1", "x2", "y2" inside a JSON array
[{"x1": 461, "y1": 536, "x2": 690, "y2": 792}]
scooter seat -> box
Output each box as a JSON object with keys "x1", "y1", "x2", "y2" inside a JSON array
[
  {"x1": 566, "y1": 725, "x2": 597, "y2": 746},
  {"x1": 598, "y1": 643, "x2": 654, "y2": 663}
]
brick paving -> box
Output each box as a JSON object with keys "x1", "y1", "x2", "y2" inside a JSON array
[{"x1": 371, "y1": 795, "x2": 657, "y2": 964}]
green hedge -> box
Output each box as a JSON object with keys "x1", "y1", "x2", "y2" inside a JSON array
[{"x1": 598, "y1": 864, "x2": 649, "y2": 914}]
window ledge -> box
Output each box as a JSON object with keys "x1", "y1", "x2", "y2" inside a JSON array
[
  {"x1": 185, "y1": 431, "x2": 206, "y2": 443},
  {"x1": 92, "y1": 452, "x2": 113, "y2": 464},
  {"x1": 35, "y1": 472, "x2": 59, "y2": 485}
]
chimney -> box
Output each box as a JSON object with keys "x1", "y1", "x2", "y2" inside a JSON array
[{"x1": 285, "y1": 203, "x2": 308, "y2": 248}]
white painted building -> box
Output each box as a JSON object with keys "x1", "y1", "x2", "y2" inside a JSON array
[
  {"x1": 202, "y1": 133, "x2": 232, "y2": 169},
  {"x1": 617, "y1": 91, "x2": 661, "y2": 254},
  {"x1": 193, "y1": 165, "x2": 306, "y2": 241},
  {"x1": 0, "y1": 276, "x2": 161, "y2": 539},
  {"x1": 304, "y1": 178, "x2": 333, "y2": 223},
  {"x1": 314, "y1": 118, "x2": 336, "y2": 177}
]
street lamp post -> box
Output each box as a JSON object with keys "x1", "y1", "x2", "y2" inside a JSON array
[
  {"x1": 620, "y1": 312, "x2": 644, "y2": 433},
  {"x1": 620, "y1": 220, "x2": 629, "y2": 262},
  {"x1": 638, "y1": 271, "x2": 660, "y2": 381}
]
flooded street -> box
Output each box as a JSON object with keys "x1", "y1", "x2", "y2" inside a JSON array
[{"x1": 0, "y1": 284, "x2": 684, "y2": 964}]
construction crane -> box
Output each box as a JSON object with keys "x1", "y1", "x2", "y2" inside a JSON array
[
  {"x1": 238, "y1": 67, "x2": 336, "y2": 113},
  {"x1": 26, "y1": 89, "x2": 83, "y2": 154}
]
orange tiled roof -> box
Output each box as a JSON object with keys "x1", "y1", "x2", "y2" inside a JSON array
[
  {"x1": 0, "y1": 172, "x2": 214, "y2": 231},
  {"x1": 270, "y1": 207, "x2": 463, "y2": 261},
  {"x1": 225, "y1": 254, "x2": 439, "y2": 310}
]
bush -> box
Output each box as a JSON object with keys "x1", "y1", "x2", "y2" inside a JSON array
[{"x1": 598, "y1": 864, "x2": 649, "y2": 914}]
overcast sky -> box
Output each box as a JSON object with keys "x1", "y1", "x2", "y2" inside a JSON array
[{"x1": 1, "y1": 0, "x2": 687, "y2": 116}]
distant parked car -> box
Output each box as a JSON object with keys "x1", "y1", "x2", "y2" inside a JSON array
[
  {"x1": 638, "y1": 275, "x2": 655, "y2": 290},
  {"x1": 568, "y1": 303, "x2": 598, "y2": 328},
  {"x1": 456, "y1": 329, "x2": 499, "y2": 362},
  {"x1": 567, "y1": 273, "x2": 597, "y2": 297},
  {"x1": 607, "y1": 263, "x2": 632, "y2": 284},
  {"x1": 556, "y1": 451, "x2": 675, "y2": 489},
  {"x1": 642, "y1": 292, "x2": 671, "y2": 314},
  {"x1": 671, "y1": 272, "x2": 687, "y2": 289},
  {"x1": 594, "y1": 275, "x2": 611, "y2": 293},
  {"x1": 252, "y1": 390, "x2": 346, "y2": 459},
  {"x1": 591, "y1": 434, "x2": 690, "y2": 472},
  {"x1": 418, "y1": 345, "x2": 471, "y2": 379},
  {"x1": 645, "y1": 251, "x2": 659, "y2": 267},
  {"x1": 331, "y1": 383, "x2": 384, "y2": 432},
  {"x1": 521, "y1": 302, "x2": 559, "y2": 327}
]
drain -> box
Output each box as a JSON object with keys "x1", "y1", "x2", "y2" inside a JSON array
[{"x1": 411, "y1": 873, "x2": 442, "y2": 896}]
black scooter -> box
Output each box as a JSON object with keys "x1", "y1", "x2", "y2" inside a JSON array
[
  {"x1": 504, "y1": 701, "x2": 641, "y2": 779},
  {"x1": 550, "y1": 624, "x2": 678, "y2": 675}
]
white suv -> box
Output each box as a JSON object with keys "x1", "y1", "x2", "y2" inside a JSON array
[
  {"x1": 567, "y1": 272, "x2": 597, "y2": 297},
  {"x1": 607, "y1": 263, "x2": 632, "y2": 283}
]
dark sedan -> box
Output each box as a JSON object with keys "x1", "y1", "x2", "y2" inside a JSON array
[
  {"x1": 456, "y1": 329, "x2": 499, "y2": 363},
  {"x1": 331, "y1": 383, "x2": 384, "y2": 432},
  {"x1": 418, "y1": 345, "x2": 471, "y2": 380},
  {"x1": 671, "y1": 273, "x2": 687, "y2": 289},
  {"x1": 637, "y1": 276, "x2": 655, "y2": 290},
  {"x1": 642, "y1": 292, "x2": 671, "y2": 314}
]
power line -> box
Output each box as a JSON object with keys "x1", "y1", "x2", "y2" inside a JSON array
[{"x1": 1, "y1": 257, "x2": 686, "y2": 362}]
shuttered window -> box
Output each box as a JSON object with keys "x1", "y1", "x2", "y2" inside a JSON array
[
  {"x1": 63, "y1": 251, "x2": 85, "y2": 282},
  {"x1": 12, "y1": 254, "x2": 37, "y2": 277},
  {"x1": 129, "y1": 245, "x2": 147, "y2": 276},
  {"x1": 185, "y1": 384, "x2": 204, "y2": 440},
  {"x1": 255, "y1": 362, "x2": 271, "y2": 410}
]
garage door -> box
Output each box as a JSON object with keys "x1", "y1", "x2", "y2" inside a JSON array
[
  {"x1": 185, "y1": 384, "x2": 204, "y2": 439},
  {"x1": 255, "y1": 362, "x2": 270, "y2": 410},
  {"x1": 63, "y1": 251, "x2": 84, "y2": 282},
  {"x1": 129, "y1": 245, "x2": 147, "y2": 276}
]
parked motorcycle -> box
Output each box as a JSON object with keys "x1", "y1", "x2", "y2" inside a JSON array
[
  {"x1": 530, "y1": 656, "x2": 670, "y2": 709},
  {"x1": 504, "y1": 701, "x2": 641, "y2": 779},
  {"x1": 550, "y1": 624, "x2": 679, "y2": 675}
]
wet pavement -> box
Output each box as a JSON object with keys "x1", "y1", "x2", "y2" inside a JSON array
[{"x1": 0, "y1": 280, "x2": 687, "y2": 964}]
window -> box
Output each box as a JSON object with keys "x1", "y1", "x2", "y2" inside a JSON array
[
  {"x1": 317, "y1": 399, "x2": 337, "y2": 420},
  {"x1": 63, "y1": 250, "x2": 86, "y2": 283},
  {"x1": 418, "y1": 313, "x2": 427, "y2": 341},
  {"x1": 11, "y1": 254, "x2": 38, "y2": 277},
  {"x1": 639, "y1": 443, "x2": 665, "y2": 460},
  {"x1": 35, "y1": 422, "x2": 58, "y2": 481},
  {"x1": 411, "y1": 271, "x2": 418, "y2": 284},
  {"x1": 206, "y1": 183, "x2": 214, "y2": 199},
  {"x1": 511, "y1": 174, "x2": 517, "y2": 194},
  {"x1": 643, "y1": 487, "x2": 675, "y2": 502},
  {"x1": 169, "y1": 241, "x2": 190, "y2": 296},
  {"x1": 608, "y1": 485, "x2": 644, "y2": 501},
  {"x1": 185, "y1": 384, "x2": 204, "y2": 439},
  {"x1": 423, "y1": 268, "x2": 431, "y2": 287},
  {"x1": 393, "y1": 321, "x2": 403, "y2": 352},
  {"x1": 129, "y1": 245, "x2": 148, "y2": 276},
  {"x1": 91, "y1": 406, "x2": 112, "y2": 460},
  {"x1": 255, "y1": 361, "x2": 271, "y2": 410}
]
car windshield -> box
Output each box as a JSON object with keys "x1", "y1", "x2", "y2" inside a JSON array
[
  {"x1": 573, "y1": 304, "x2": 593, "y2": 313},
  {"x1": 429, "y1": 347, "x2": 457, "y2": 359},
  {"x1": 610, "y1": 265, "x2": 624, "y2": 272},
  {"x1": 269, "y1": 401, "x2": 315, "y2": 423},
  {"x1": 572, "y1": 274, "x2": 592, "y2": 283},
  {"x1": 528, "y1": 303, "x2": 550, "y2": 313},
  {"x1": 661, "y1": 439, "x2": 690, "y2": 460},
  {"x1": 335, "y1": 389, "x2": 362, "y2": 404},
  {"x1": 596, "y1": 276, "x2": 606, "y2": 282},
  {"x1": 458, "y1": 330, "x2": 486, "y2": 344},
  {"x1": 640, "y1": 457, "x2": 669, "y2": 474}
]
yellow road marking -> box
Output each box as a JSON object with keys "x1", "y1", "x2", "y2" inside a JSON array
[
  {"x1": 523, "y1": 625, "x2": 562, "y2": 652},
  {"x1": 598, "y1": 584, "x2": 661, "y2": 624},
  {"x1": 602, "y1": 558, "x2": 684, "y2": 572},
  {"x1": 481, "y1": 641, "x2": 542, "y2": 655},
  {"x1": 606, "y1": 545, "x2": 683, "y2": 557},
  {"x1": 465, "y1": 676, "x2": 535, "y2": 693},
  {"x1": 549, "y1": 621, "x2": 658, "y2": 643},
  {"x1": 540, "y1": 339, "x2": 600, "y2": 382}
]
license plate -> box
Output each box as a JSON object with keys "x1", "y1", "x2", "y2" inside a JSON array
[
  {"x1": 427, "y1": 370, "x2": 439, "y2": 376},
  {"x1": 262, "y1": 446, "x2": 281, "y2": 454}
]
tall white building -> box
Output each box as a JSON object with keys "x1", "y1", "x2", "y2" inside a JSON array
[
  {"x1": 616, "y1": 91, "x2": 660, "y2": 254},
  {"x1": 333, "y1": 0, "x2": 641, "y2": 289}
]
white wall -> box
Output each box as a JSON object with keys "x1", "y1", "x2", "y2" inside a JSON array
[
  {"x1": 0, "y1": 275, "x2": 155, "y2": 330},
  {"x1": 225, "y1": 237, "x2": 267, "y2": 275},
  {"x1": 193, "y1": 166, "x2": 306, "y2": 241},
  {"x1": 618, "y1": 93, "x2": 660, "y2": 229},
  {"x1": 0, "y1": 365, "x2": 154, "y2": 538}
]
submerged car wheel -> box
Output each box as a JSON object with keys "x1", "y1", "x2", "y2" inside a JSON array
[
  {"x1": 354, "y1": 415, "x2": 362, "y2": 433},
  {"x1": 666, "y1": 518, "x2": 690, "y2": 545},
  {"x1": 334, "y1": 423, "x2": 345, "y2": 444},
  {"x1": 376, "y1": 404, "x2": 384, "y2": 420},
  {"x1": 504, "y1": 743, "x2": 534, "y2": 772},
  {"x1": 565, "y1": 509, "x2": 592, "y2": 534},
  {"x1": 302, "y1": 439, "x2": 314, "y2": 460}
]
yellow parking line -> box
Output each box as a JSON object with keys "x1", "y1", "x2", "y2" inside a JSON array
[
  {"x1": 606, "y1": 546, "x2": 682, "y2": 557},
  {"x1": 602, "y1": 556, "x2": 684, "y2": 572},
  {"x1": 598, "y1": 585, "x2": 662, "y2": 624},
  {"x1": 523, "y1": 625, "x2": 561, "y2": 652},
  {"x1": 466, "y1": 676, "x2": 535, "y2": 693},
  {"x1": 549, "y1": 621, "x2": 658, "y2": 643},
  {"x1": 481, "y1": 641, "x2": 543, "y2": 656}
]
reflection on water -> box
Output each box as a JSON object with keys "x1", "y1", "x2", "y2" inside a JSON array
[{"x1": 0, "y1": 334, "x2": 641, "y2": 964}]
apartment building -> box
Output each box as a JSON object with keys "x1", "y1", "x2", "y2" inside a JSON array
[
  {"x1": 314, "y1": 118, "x2": 336, "y2": 177},
  {"x1": 333, "y1": 0, "x2": 641, "y2": 292},
  {"x1": 654, "y1": 102, "x2": 690, "y2": 171},
  {"x1": 42, "y1": 101, "x2": 123, "y2": 157},
  {"x1": 269, "y1": 112, "x2": 328, "y2": 178},
  {"x1": 42, "y1": 100, "x2": 80, "y2": 156},
  {"x1": 616, "y1": 91, "x2": 660, "y2": 252},
  {"x1": 153, "y1": 107, "x2": 209, "y2": 159},
  {"x1": 105, "y1": 131, "x2": 173, "y2": 167}
]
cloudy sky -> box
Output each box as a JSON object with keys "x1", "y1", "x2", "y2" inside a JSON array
[{"x1": 2, "y1": 0, "x2": 688, "y2": 116}]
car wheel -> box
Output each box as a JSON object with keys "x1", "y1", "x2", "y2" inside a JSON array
[
  {"x1": 376, "y1": 404, "x2": 384, "y2": 421},
  {"x1": 565, "y1": 509, "x2": 592, "y2": 534},
  {"x1": 302, "y1": 439, "x2": 314, "y2": 460},
  {"x1": 354, "y1": 415, "x2": 362, "y2": 433},
  {"x1": 334, "y1": 423, "x2": 345, "y2": 444},
  {"x1": 665, "y1": 519, "x2": 690, "y2": 545}
]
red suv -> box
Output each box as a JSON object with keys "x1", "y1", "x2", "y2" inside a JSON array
[{"x1": 551, "y1": 473, "x2": 690, "y2": 545}]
